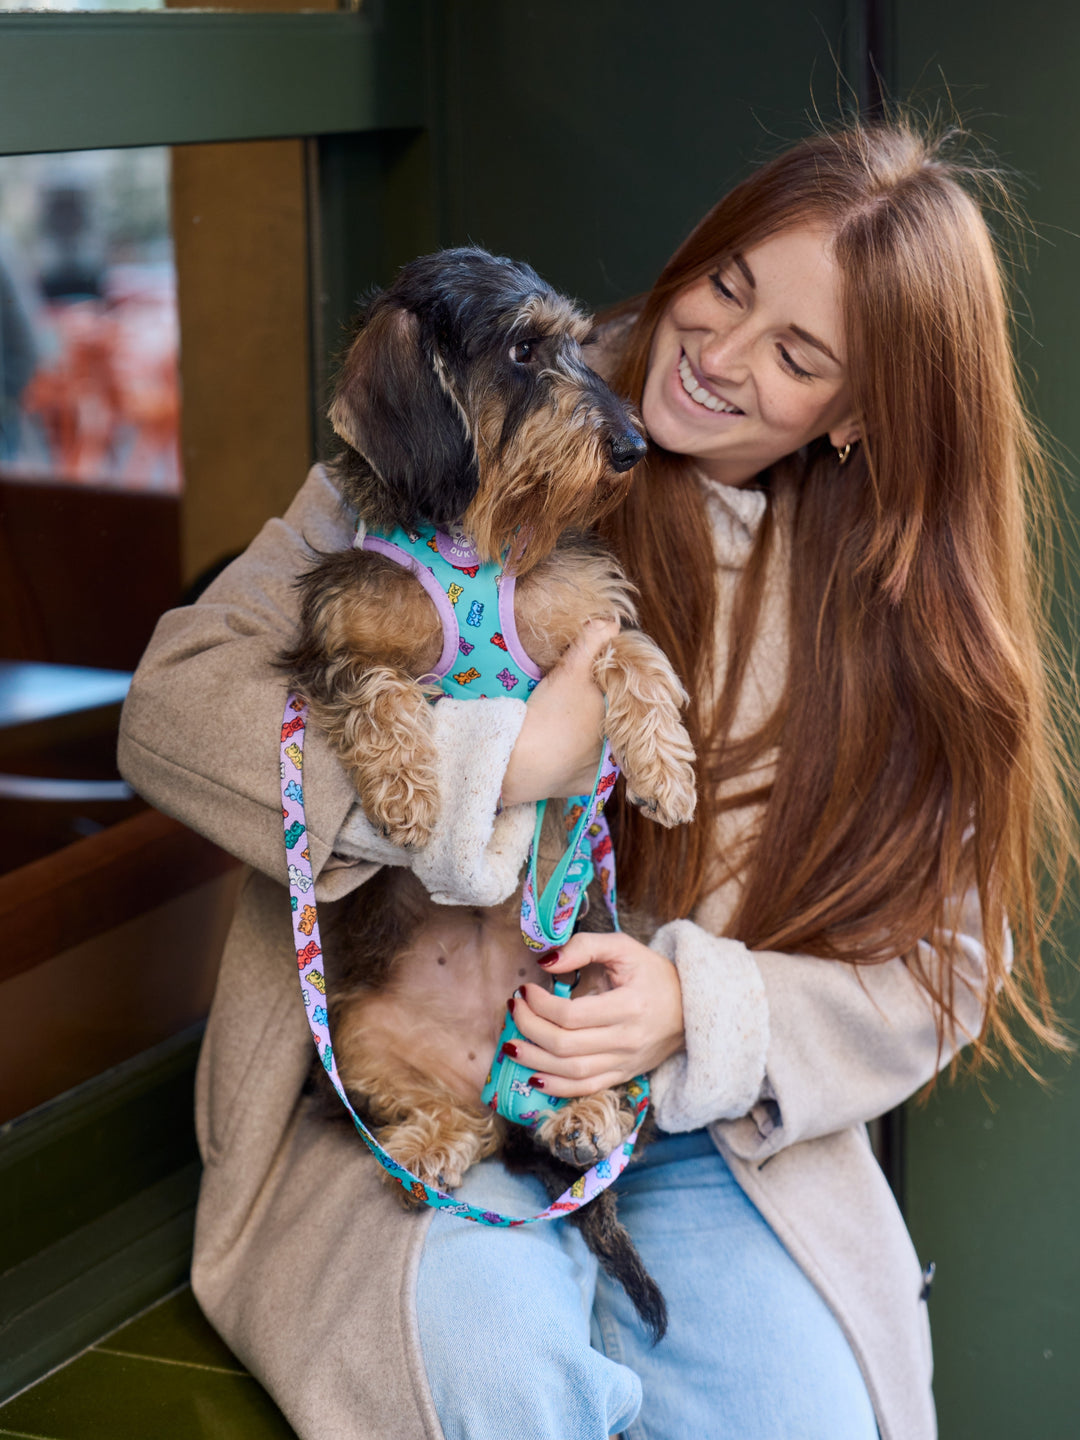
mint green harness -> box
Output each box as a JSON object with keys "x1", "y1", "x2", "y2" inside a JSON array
[{"x1": 357, "y1": 521, "x2": 542, "y2": 698}]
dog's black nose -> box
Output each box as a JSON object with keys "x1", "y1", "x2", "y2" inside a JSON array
[{"x1": 609, "y1": 431, "x2": 648, "y2": 473}]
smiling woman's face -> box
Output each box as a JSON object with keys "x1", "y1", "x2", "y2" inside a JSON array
[{"x1": 641, "y1": 224, "x2": 859, "y2": 488}]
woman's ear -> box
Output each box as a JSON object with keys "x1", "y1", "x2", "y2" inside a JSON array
[
  {"x1": 827, "y1": 417, "x2": 861, "y2": 451},
  {"x1": 329, "y1": 299, "x2": 479, "y2": 523}
]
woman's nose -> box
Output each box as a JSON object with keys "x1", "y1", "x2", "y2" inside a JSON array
[{"x1": 698, "y1": 326, "x2": 749, "y2": 383}]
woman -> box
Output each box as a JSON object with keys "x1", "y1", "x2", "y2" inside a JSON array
[{"x1": 118, "y1": 117, "x2": 1070, "y2": 1440}]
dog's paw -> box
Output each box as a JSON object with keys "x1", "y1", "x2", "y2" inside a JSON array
[
  {"x1": 536, "y1": 1091, "x2": 636, "y2": 1168},
  {"x1": 624, "y1": 745, "x2": 697, "y2": 829},
  {"x1": 592, "y1": 631, "x2": 697, "y2": 829},
  {"x1": 379, "y1": 1131, "x2": 470, "y2": 1194},
  {"x1": 363, "y1": 763, "x2": 441, "y2": 849}
]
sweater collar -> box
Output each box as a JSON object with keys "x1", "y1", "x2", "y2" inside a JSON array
[{"x1": 697, "y1": 472, "x2": 769, "y2": 567}]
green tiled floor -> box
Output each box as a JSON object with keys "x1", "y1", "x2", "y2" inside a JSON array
[{"x1": 0, "y1": 1289, "x2": 298, "y2": 1439}]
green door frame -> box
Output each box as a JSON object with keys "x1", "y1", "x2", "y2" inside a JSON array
[{"x1": 0, "y1": 8, "x2": 426, "y2": 153}]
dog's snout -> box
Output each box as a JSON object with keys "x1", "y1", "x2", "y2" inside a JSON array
[{"x1": 609, "y1": 431, "x2": 648, "y2": 473}]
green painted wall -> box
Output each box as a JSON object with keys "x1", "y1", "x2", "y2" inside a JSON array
[
  {"x1": 895, "y1": 7, "x2": 1080, "y2": 1437},
  {"x1": 433, "y1": 1, "x2": 850, "y2": 308}
]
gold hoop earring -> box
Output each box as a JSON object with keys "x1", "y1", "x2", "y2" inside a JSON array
[{"x1": 836, "y1": 442, "x2": 852, "y2": 465}]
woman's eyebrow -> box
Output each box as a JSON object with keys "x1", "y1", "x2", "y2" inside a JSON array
[{"x1": 790, "y1": 324, "x2": 841, "y2": 366}]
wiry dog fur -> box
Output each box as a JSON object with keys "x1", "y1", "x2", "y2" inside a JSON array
[{"x1": 283, "y1": 248, "x2": 696, "y2": 1339}]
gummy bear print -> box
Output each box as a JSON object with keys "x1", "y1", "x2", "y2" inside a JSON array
[
  {"x1": 298, "y1": 903, "x2": 318, "y2": 936},
  {"x1": 466, "y1": 600, "x2": 484, "y2": 626},
  {"x1": 458, "y1": 637, "x2": 475, "y2": 655},
  {"x1": 284, "y1": 741, "x2": 303, "y2": 771},
  {"x1": 284, "y1": 779, "x2": 304, "y2": 805},
  {"x1": 288, "y1": 864, "x2": 313, "y2": 892},
  {"x1": 452, "y1": 666, "x2": 481, "y2": 685},
  {"x1": 490, "y1": 631, "x2": 508, "y2": 651},
  {"x1": 284, "y1": 820, "x2": 305, "y2": 849},
  {"x1": 447, "y1": 582, "x2": 464, "y2": 606},
  {"x1": 297, "y1": 939, "x2": 321, "y2": 967},
  {"x1": 281, "y1": 714, "x2": 305, "y2": 741},
  {"x1": 496, "y1": 667, "x2": 519, "y2": 691}
]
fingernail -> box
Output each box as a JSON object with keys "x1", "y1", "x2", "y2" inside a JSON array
[
  {"x1": 528, "y1": 1075, "x2": 545, "y2": 1090},
  {"x1": 515, "y1": 985, "x2": 526, "y2": 1000},
  {"x1": 537, "y1": 950, "x2": 560, "y2": 968},
  {"x1": 507, "y1": 997, "x2": 516, "y2": 1016},
  {"x1": 501, "y1": 1042, "x2": 519, "y2": 1059}
]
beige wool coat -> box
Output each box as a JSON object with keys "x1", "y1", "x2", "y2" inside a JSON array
[{"x1": 118, "y1": 462, "x2": 989, "y2": 1440}]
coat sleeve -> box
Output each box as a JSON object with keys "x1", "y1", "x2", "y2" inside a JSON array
[
  {"x1": 647, "y1": 884, "x2": 993, "y2": 1159},
  {"x1": 117, "y1": 464, "x2": 536, "y2": 906}
]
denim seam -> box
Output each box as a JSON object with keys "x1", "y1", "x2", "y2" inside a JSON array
[{"x1": 592, "y1": 1290, "x2": 646, "y2": 1440}]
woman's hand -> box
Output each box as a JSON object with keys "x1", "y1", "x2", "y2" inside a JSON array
[
  {"x1": 500, "y1": 619, "x2": 619, "y2": 806},
  {"x1": 505, "y1": 931, "x2": 685, "y2": 1097}
]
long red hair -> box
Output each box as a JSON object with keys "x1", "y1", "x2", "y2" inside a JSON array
[{"x1": 600, "y1": 118, "x2": 1073, "y2": 1069}]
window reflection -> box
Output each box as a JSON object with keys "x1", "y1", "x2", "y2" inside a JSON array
[
  {"x1": 0, "y1": 147, "x2": 179, "y2": 491},
  {"x1": 0, "y1": 146, "x2": 183, "y2": 865}
]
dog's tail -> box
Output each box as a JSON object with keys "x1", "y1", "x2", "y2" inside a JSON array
[
  {"x1": 570, "y1": 1188, "x2": 668, "y2": 1345},
  {"x1": 501, "y1": 1126, "x2": 668, "y2": 1344}
]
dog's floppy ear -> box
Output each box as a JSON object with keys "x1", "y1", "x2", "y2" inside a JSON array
[{"x1": 329, "y1": 300, "x2": 478, "y2": 525}]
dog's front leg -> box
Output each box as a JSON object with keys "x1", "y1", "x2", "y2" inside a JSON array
[
  {"x1": 593, "y1": 631, "x2": 697, "y2": 828},
  {"x1": 285, "y1": 550, "x2": 445, "y2": 848},
  {"x1": 306, "y1": 668, "x2": 440, "y2": 849}
]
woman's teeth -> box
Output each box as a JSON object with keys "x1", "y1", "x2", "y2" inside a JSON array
[{"x1": 678, "y1": 354, "x2": 740, "y2": 413}]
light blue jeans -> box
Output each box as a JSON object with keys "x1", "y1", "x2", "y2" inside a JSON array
[{"x1": 416, "y1": 1129, "x2": 879, "y2": 1440}]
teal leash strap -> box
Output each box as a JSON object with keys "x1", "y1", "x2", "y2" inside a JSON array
[
  {"x1": 487, "y1": 737, "x2": 649, "y2": 1127},
  {"x1": 519, "y1": 739, "x2": 620, "y2": 952},
  {"x1": 281, "y1": 694, "x2": 649, "y2": 1225}
]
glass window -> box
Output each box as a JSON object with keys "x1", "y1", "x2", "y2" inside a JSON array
[
  {"x1": 0, "y1": 144, "x2": 184, "y2": 868},
  {"x1": 0, "y1": 146, "x2": 179, "y2": 492}
]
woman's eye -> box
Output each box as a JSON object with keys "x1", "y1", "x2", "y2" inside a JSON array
[
  {"x1": 778, "y1": 345, "x2": 813, "y2": 380},
  {"x1": 709, "y1": 271, "x2": 737, "y2": 302},
  {"x1": 510, "y1": 339, "x2": 537, "y2": 364}
]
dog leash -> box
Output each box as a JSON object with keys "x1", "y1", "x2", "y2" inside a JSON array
[{"x1": 281, "y1": 694, "x2": 649, "y2": 1225}]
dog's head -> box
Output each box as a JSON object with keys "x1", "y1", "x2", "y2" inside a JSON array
[{"x1": 329, "y1": 247, "x2": 646, "y2": 571}]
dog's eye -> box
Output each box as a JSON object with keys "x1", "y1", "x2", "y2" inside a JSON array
[{"x1": 510, "y1": 339, "x2": 539, "y2": 365}]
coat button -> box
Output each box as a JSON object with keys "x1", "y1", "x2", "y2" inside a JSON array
[{"x1": 919, "y1": 1261, "x2": 936, "y2": 1301}]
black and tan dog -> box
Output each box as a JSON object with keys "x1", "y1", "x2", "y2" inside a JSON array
[{"x1": 283, "y1": 249, "x2": 694, "y2": 1336}]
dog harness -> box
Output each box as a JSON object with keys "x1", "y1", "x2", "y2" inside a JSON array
[
  {"x1": 279, "y1": 522, "x2": 650, "y2": 1224},
  {"x1": 357, "y1": 522, "x2": 542, "y2": 698}
]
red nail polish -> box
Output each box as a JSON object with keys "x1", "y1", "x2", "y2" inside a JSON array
[
  {"x1": 528, "y1": 1075, "x2": 545, "y2": 1090},
  {"x1": 507, "y1": 997, "x2": 516, "y2": 1016},
  {"x1": 537, "y1": 950, "x2": 560, "y2": 968},
  {"x1": 502, "y1": 1042, "x2": 518, "y2": 1059}
]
